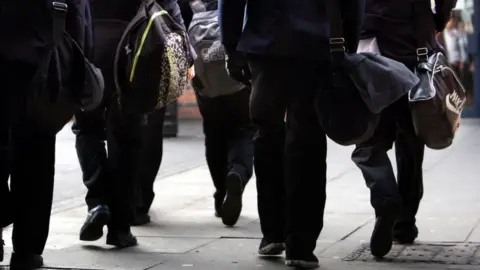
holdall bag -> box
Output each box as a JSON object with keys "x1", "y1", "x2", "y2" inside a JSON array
[
  {"x1": 26, "y1": 0, "x2": 104, "y2": 134},
  {"x1": 187, "y1": 0, "x2": 245, "y2": 98},
  {"x1": 114, "y1": 0, "x2": 191, "y2": 114},
  {"x1": 316, "y1": 0, "x2": 419, "y2": 146},
  {"x1": 409, "y1": 1, "x2": 466, "y2": 150}
]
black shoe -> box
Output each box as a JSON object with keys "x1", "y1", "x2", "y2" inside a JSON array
[
  {"x1": 9, "y1": 253, "x2": 44, "y2": 270},
  {"x1": 285, "y1": 251, "x2": 319, "y2": 269},
  {"x1": 221, "y1": 172, "x2": 244, "y2": 227},
  {"x1": 79, "y1": 205, "x2": 111, "y2": 241},
  {"x1": 370, "y1": 206, "x2": 398, "y2": 258},
  {"x1": 131, "y1": 213, "x2": 151, "y2": 226},
  {"x1": 213, "y1": 191, "x2": 225, "y2": 218},
  {"x1": 394, "y1": 224, "x2": 419, "y2": 244},
  {"x1": 106, "y1": 230, "x2": 138, "y2": 248},
  {"x1": 258, "y1": 239, "x2": 285, "y2": 256}
]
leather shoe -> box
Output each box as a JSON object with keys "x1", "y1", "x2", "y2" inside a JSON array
[
  {"x1": 106, "y1": 230, "x2": 138, "y2": 248},
  {"x1": 10, "y1": 253, "x2": 44, "y2": 270},
  {"x1": 370, "y1": 203, "x2": 399, "y2": 258},
  {"x1": 79, "y1": 205, "x2": 111, "y2": 241}
]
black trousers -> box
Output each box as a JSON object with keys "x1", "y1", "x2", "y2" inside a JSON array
[
  {"x1": 72, "y1": 68, "x2": 144, "y2": 229},
  {"x1": 0, "y1": 60, "x2": 56, "y2": 255},
  {"x1": 352, "y1": 96, "x2": 425, "y2": 228},
  {"x1": 248, "y1": 55, "x2": 328, "y2": 255},
  {"x1": 194, "y1": 86, "x2": 255, "y2": 194},
  {"x1": 134, "y1": 108, "x2": 166, "y2": 215}
]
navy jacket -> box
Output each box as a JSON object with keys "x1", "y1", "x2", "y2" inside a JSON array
[
  {"x1": 361, "y1": 0, "x2": 457, "y2": 66},
  {"x1": 219, "y1": 0, "x2": 365, "y2": 60},
  {"x1": 91, "y1": 0, "x2": 184, "y2": 24},
  {"x1": 0, "y1": 0, "x2": 93, "y2": 65}
]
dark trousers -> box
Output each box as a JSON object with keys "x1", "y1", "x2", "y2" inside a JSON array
[
  {"x1": 0, "y1": 61, "x2": 56, "y2": 255},
  {"x1": 72, "y1": 68, "x2": 144, "y2": 229},
  {"x1": 134, "y1": 108, "x2": 166, "y2": 215},
  {"x1": 351, "y1": 96, "x2": 425, "y2": 228},
  {"x1": 194, "y1": 87, "x2": 255, "y2": 194},
  {"x1": 248, "y1": 55, "x2": 328, "y2": 255}
]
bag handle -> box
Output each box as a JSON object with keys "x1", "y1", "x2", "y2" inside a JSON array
[
  {"x1": 52, "y1": 1, "x2": 68, "y2": 45},
  {"x1": 30, "y1": 1, "x2": 69, "y2": 97},
  {"x1": 327, "y1": 0, "x2": 346, "y2": 65},
  {"x1": 412, "y1": 1, "x2": 431, "y2": 62}
]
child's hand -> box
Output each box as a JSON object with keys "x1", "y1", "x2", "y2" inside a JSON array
[{"x1": 188, "y1": 66, "x2": 195, "y2": 80}]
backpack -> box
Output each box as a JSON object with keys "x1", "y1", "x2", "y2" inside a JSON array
[
  {"x1": 187, "y1": 0, "x2": 245, "y2": 97},
  {"x1": 25, "y1": 0, "x2": 104, "y2": 134},
  {"x1": 114, "y1": 0, "x2": 191, "y2": 114}
]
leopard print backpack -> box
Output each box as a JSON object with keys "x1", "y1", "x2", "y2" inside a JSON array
[{"x1": 114, "y1": 0, "x2": 191, "y2": 114}]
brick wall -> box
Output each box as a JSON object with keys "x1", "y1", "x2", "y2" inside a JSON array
[{"x1": 178, "y1": 85, "x2": 202, "y2": 120}]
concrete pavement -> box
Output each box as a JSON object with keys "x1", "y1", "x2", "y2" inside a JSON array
[
  {"x1": 51, "y1": 120, "x2": 206, "y2": 214},
  {"x1": 1, "y1": 120, "x2": 480, "y2": 270}
]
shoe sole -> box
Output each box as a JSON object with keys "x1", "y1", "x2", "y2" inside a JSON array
[
  {"x1": 285, "y1": 260, "x2": 319, "y2": 269},
  {"x1": 258, "y1": 243, "x2": 285, "y2": 256},
  {"x1": 370, "y1": 216, "x2": 395, "y2": 258},
  {"x1": 221, "y1": 174, "x2": 243, "y2": 227},
  {"x1": 393, "y1": 237, "x2": 415, "y2": 245},
  {"x1": 106, "y1": 235, "x2": 138, "y2": 248},
  {"x1": 79, "y1": 210, "x2": 111, "y2": 241}
]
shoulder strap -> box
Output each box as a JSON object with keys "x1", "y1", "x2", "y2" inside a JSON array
[
  {"x1": 327, "y1": 0, "x2": 346, "y2": 65},
  {"x1": 52, "y1": 1, "x2": 68, "y2": 45},
  {"x1": 412, "y1": 1, "x2": 430, "y2": 62},
  {"x1": 113, "y1": 0, "x2": 152, "y2": 98},
  {"x1": 32, "y1": 1, "x2": 69, "y2": 92}
]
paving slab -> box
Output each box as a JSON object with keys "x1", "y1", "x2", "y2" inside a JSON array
[
  {"x1": 0, "y1": 247, "x2": 164, "y2": 270},
  {"x1": 148, "y1": 238, "x2": 334, "y2": 270},
  {"x1": 2, "y1": 120, "x2": 479, "y2": 270},
  {"x1": 146, "y1": 242, "x2": 480, "y2": 270},
  {"x1": 346, "y1": 215, "x2": 479, "y2": 243},
  {"x1": 344, "y1": 242, "x2": 480, "y2": 266}
]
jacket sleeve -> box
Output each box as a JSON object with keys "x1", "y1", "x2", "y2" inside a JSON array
[
  {"x1": 341, "y1": 0, "x2": 365, "y2": 53},
  {"x1": 434, "y1": 0, "x2": 458, "y2": 32},
  {"x1": 219, "y1": 0, "x2": 247, "y2": 51},
  {"x1": 84, "y1": 0, "x2": 95, "y2": 60},
  {"x1": 177, "y1": 0, "x2": 194, "y2": 29},
  {"x1": 159, "y1": 0, "x2": 186, "y2": 29}
]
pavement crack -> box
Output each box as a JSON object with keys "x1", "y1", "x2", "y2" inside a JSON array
[
  {"x1": 464, "y1": 217, "x2": 480, "y2": 242},
  {"x1": 327, "y1": 168, "x2": 358, "y2": 183},
  {"x1": 340, "y1": 218, "x2": 373, "y2": 241}
]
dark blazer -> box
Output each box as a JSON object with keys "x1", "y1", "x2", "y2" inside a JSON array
[
  {"x1": 0, "y1": 0, "x2": 93, "y2": 65},
  {"x1": 219, "y1": 0, "x2": 365, "y2": 60},
  {"x1": 361, "y1": 0, "x2": 457, "y2": 66}
]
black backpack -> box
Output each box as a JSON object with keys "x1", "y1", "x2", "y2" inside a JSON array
[
  {"x1": 26, "y1": 0, "x2": 104, "y2": 134},
  {"x1": 187, "y1": 0, "x2": 245, "y2": 97},
  {"x1": 114, "y1": 0, "x2": 191, "y2": 114}
]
